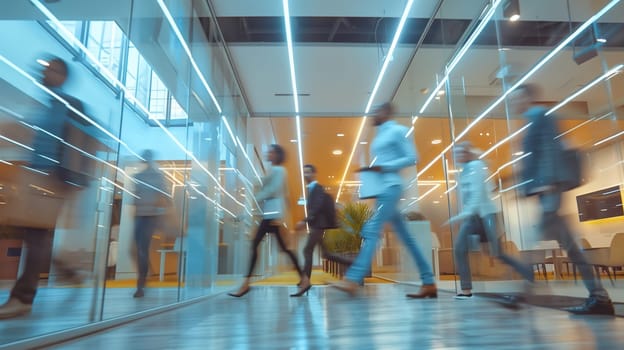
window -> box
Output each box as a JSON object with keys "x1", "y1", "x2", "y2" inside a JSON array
[
  {"x1": 149, "y1": 71, "x2": 167, "y2": 120},
  {"x1": 169, "y1": 95, "x2": 188, "y2": 120},
  {"x1": 125, "y1": 42, "x2": 151, "y2": 108},
  {"x1": 85, "y1": 21, "x2": 123, "y2": 83}
]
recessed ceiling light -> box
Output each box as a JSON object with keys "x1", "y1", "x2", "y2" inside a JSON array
[
  {"x1": 509, "y1": 14, "x2": 520, "y2": 22},
  {"x1": 513, "y1": 151, "x2": 524, "y2": 156},
  {"x1": 433, "y1": 200, "x2": 440, "y2": 204},
  {"x1": 36, "y1": 58, "x2": 49, "y2": 67},
  {"x1": 332, "y1": 149, "x2": 343, "y2": 155},
  {"x1": 597, "y1": 38, "x2": 607, "y2": 43},
  {"x1": 290, "y1": 139, "x2": 297, "y2": 143},
  {"x1": 437, "y1": 90, "x2": 445, "y2": 96},
  {"x1": 435, "y1": 96, "x2": 441, "y2": 100},
  {"x1": 431, "y1": 139, "x2": 442, "y2": 145},
  {"x1": 360, "y1": 141, "x2": 368, "y2": 145},
  {"x1": 337, "y1": 133, "x2": 344, "y2": 137}
]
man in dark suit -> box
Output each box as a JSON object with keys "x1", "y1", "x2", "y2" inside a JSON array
[{"x1": 295, "y1": 164, "x2": 333, "y2": 280}]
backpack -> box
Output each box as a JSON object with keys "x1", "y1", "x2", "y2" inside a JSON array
[{"x1": 321, "y1": 191, "x2": 339, "y2": 229}]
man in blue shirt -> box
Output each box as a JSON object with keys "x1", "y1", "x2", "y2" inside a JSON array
[{"x1": 332, "y1": 103, "x2": 437, "y2": 298}]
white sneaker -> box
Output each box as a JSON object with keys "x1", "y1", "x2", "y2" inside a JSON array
[
  {"x1": 0, "y1": 298, "x2": 32, "y2": 319},
  {"x1": 454, "y1": 293, "x2": 473, "y2": 300}
]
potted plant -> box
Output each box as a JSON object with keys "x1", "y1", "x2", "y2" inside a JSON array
[{"x1": 325, "y1": 202, "x2": 372, "y2": 253}]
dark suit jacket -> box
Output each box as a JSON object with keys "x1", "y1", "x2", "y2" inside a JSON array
[{"x1": 304, "y1": 183, "x2": 329, "y2": 229}]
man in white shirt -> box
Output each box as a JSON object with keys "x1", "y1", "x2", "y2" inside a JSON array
[
  {"x1": 447, "y1": 141, "x2": 534, "y2": 300},
  {"x1": 332, "y1": 103, "x2": 437, "y2": 298}
]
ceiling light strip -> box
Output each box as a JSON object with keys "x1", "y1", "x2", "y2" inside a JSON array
[
  {"x1": 155, "y1": 0, "x2": 222, "y2": 113},
  {"x1": 594, "y1": 130, "x2": 624, "y2": 147},
  {"x1": 236, "y1": 136, "x2": 262, "y2": 182},
  {"x1": 282, "y1": 0, "x2": 307, "y2": 215},
  {"x1": 479, "y1": 63, "x2": 622, "y2": 159},
  {"x1": 31, "y1": 1, "x2": 248, "y2": 209},
  {"x1": 364, "y1": 0, "x2": 415, "y2": 114},
  {"x1": 221, "y1": 116, "x2": 238, "y2": 145},
  {"x1": 336, "y1": 117, "x2": 367, "y2": 202},
  {"x1": 455, "y1": 0, "x2": 620, "y2": 143},
  {"x1": 546, "y1": 64, "x2": 623, "y2": 116},
  {"x1": 417, "y1": 0, "x2": 621, "y2": 179},
  {"x1": 0, "y1": 53, "x2": 140, "y2": 160},
  {"x1": 337, "y1": 0, "x2": 415, "y2": 202},
  {"x1": 556, "y1": 111, "x2": 611, "y2": 140},
  {"x1": 479, "y1": 123, "x2": 532, "y2": 159},
  {"x1": 484, "y1": 151, "x2": 532, "y2": 183},
  {"x1": 419, "y1": 0, "x2": 502, "y2": 114}
]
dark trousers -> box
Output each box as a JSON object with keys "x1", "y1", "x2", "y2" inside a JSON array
[
  {"x1": 538, "y1": 190, "x2": 608, "y2": 299},
  {"x1": 454, "y1": 214, "x2": 534, "y2": 291},
  {"x1": 134, "y1": 216, "x2": 159, "y2": 289},
  {"x1": 247, "y1": 219, "x2": 302, "y2": 278},
  {"x1": 302, "y1": 228, "x2": 325, "y2": 278},
  {"x1": 10, "y1": 230, "x2": 52, "y2": 304}
]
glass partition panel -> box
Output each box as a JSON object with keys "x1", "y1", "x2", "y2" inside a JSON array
[{"x1": 0, "y1": 0, "x2": 129, "y2": 342}]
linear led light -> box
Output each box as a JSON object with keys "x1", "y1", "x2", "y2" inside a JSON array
[
  {"x1": 282, "y1": 0, "x2": 307, "y2": 216},
  {"x1": 418, "y1": 0, "x2": 621, "y2": 179},
  {"x1": 221, "y1": 115, "x2": 237, "y2": 145},
  {"x1": 444, "y1": 184, "x2": 458, "y2": 194},
  {"x1": 155, "y1": 0, "x2": 222, "y2": 113},
  {"x1": 479, "y1": 123, "x2": 531, "y2": 159},
  {"x1": 0, "y1": 53, "x2": 140, "y2": 160},
  {"x1": 480, "y1": 64, "x2": 622, "y2": 159},
  {"x1": 337, "y1": 0, "x2": 415, "y2": 202},
  {"x1": 282, "y1": 0, "x2": 300, "y2": 114},
  {"x1": 499, "y1": 179, "x2": 533, "y2": 193},
  {"x1": 364, "y1": 0, "x2": 415, "y2": 114},
  {"x1": 546, "y1": 64, "x2": 623, "y2": 116},
  {"x1": 455, "y1": 0, "x2": 621, "y2": 143},
  {"x1": 30, "y1": 1, "x2": 248, "y2": 210},
  {"x1": 405, "y1": 183, "x2": 440, "y2": 207},
  {"x1": 594, "y1": 130, "x2": 624, "y2": 147},
  {"x1": 419, "y1": 0, "x2": 502, "y2": 115},
  {"x1": 336, "y1": 116, "x2": 367, "y2": 202},
  {"x1": 295, "y1": 115, "x2": 307, "y2": 216},
  {"x1": 484, "y1": 151, "x2": 532, "y2": 183},
  {"x1": 236, "y1": 136, "x2": 262, "y2": 182},
  {"x1": 556, "y1": 112, "x2": 611, "y2": 140},
  {"x1": 102, "y1": 177, "x2": 139, "y2": 199}
]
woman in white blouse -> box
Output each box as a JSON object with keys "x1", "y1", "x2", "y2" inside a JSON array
[
  {"x1": 229, "y1": 144, "x2": 310, "y2": 297},
  {"x1": 447, "y1": 141, "x2": 533, "y2": 299}
]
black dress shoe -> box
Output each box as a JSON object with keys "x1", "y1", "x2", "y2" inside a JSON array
[
  {"x1": 495, "y1": 295, "x2": 522, "y2": 310},
  {"x1": 564, "y1": 297, "x2": 614, "y2": 316},
  {"x1": 133, "y1": 289, "x2": 145, "y2": 298}
]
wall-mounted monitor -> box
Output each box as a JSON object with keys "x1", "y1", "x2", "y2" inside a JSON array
[{"x1": 576, "y1": 185, "x2": 624, "y2": 222}]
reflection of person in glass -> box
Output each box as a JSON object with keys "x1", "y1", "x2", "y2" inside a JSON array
[
  {"x1": 446, "y1": 141, "x2": 534, "y2": 300},
  {"x1": 0, "y1": 57, "x2": 85, "y2": 319},
  {"x1": 509, "y1": 84, "x2": 613, "y2": 315},
  {"x1": 132, "y1": 150, "x2": 169, "y2": 298},
  {"x1": 331, "y1": 103, "x2": 437, "y2": 298},
  {"x1": 229, "y1": 144, "x2": 310, "y2": 297}
]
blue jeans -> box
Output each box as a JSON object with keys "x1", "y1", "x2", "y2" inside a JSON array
[
  {"x1": 345, "y1": 185, "x2": 435, "y2": 285},
  {"x1": 454, "y1": 214, "x2": 534, "y2": 291}
]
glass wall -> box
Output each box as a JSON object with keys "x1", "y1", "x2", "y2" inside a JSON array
[
  {"x1": 385, "y1": 0, "x2": 624, "y2": 298},
  {"x1": 0, "y1": 0, "x2": 266, "y2": 345}
]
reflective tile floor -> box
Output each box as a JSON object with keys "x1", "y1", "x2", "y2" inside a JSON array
[
  {"x1": 0, "y1": 285, "x2": 230, "y2": 346},
  {"x1": 47, "y1": 284, "x2": 624, "y2": 350}
]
